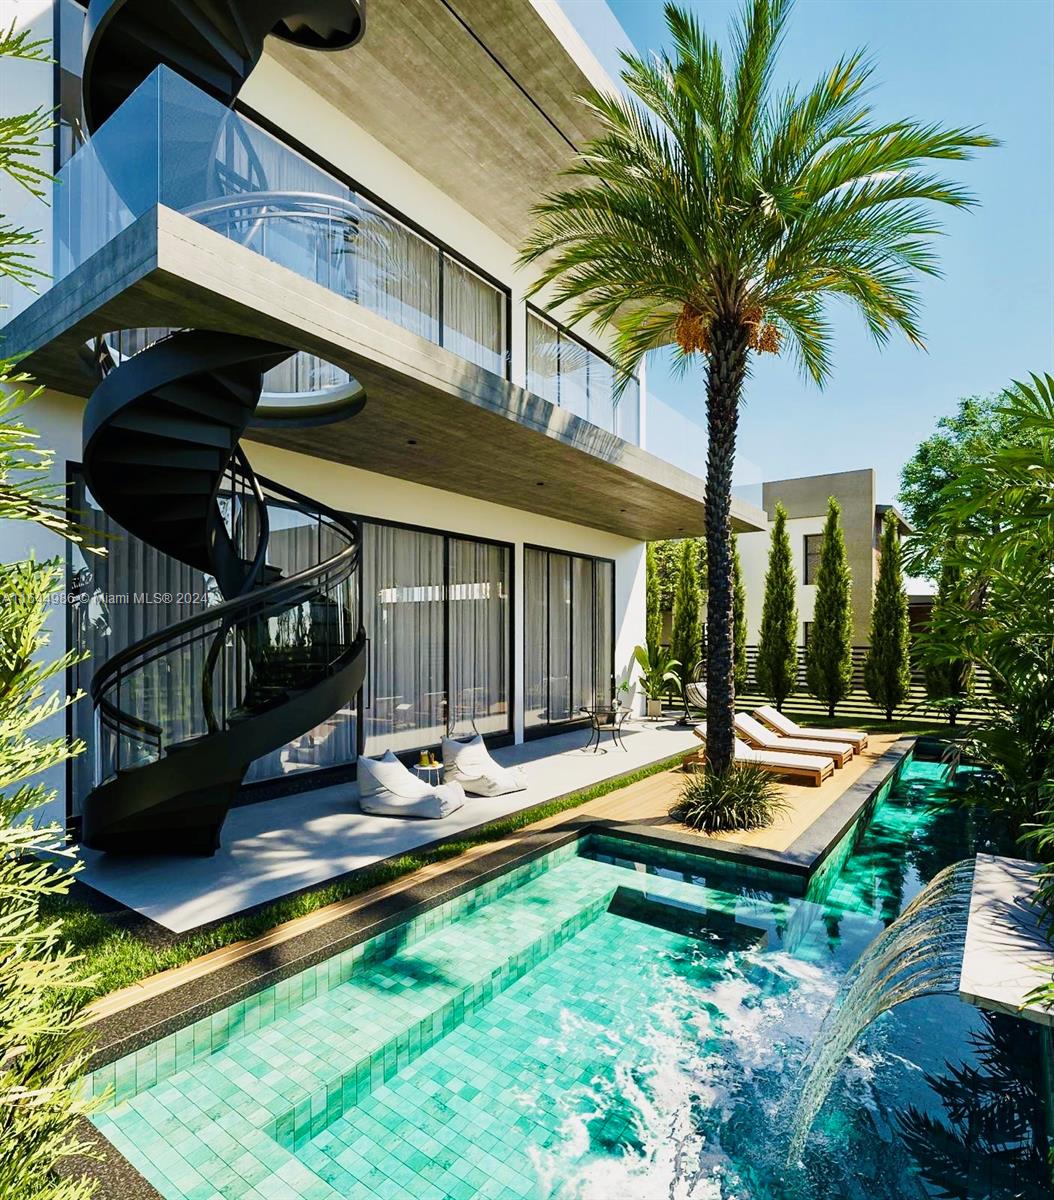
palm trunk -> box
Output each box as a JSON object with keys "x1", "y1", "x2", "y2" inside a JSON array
[{"x1": 703, "y1": 317, "x2": 750, "y2": 774}]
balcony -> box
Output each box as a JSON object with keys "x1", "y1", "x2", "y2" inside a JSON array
[
  {"x1": 0, "y1": 67, "x2": 766, "y2": 541},
  {"x1": 19, "y1": 65, "x2": 509, "y2": 382}
]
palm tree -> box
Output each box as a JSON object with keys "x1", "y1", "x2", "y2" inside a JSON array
[{"x1": 518, "y1": 0, "x2": 995, "y2": 772}]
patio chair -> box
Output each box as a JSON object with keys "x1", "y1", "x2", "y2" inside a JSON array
[
  {"x1": 685, "y1": 681, "x2": 707, "y2": 709},
  {"x1": 753, "y1": 705, "x2": 869, "y2": 752},
  {"x1": 689, "y1": 723, "x2": 834, "y2": 786},
  {"x1": 357, "y1": 750, "x2": 465, "y2": 818},
  {"x1": 441, "y1": 734, "x2": 527, "y2": 797},
  {"x1": 734, "y1": 712, "x2": 854, "y2": 769}
]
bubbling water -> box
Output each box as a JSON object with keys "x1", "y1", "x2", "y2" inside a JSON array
[{"x1": 788, "y1": 858, "x2": 977, "y2": 1162}]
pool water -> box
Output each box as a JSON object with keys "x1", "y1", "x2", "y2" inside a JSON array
[{"x1": 90, "y1": 758, "x2": 1051, "y2": 1199}]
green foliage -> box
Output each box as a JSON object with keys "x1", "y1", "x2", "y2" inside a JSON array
[
  {"x1": 519, "y1": 0, "x2": 991, "y2": 778},
  {"x1": 900, "y1": 392, "x2": 1025, "y2": 579},
  {"x1": 519, "y1": 0, "x2": 994, "y2": 391},
  {"x1": 0, "y1": 28, "x2": 102, "y2": 1194},
  {"x1": 755, "y1": 503, "x2": 798, "y2": 709},
  {"x1": 864, "y1": 509, "x2": 911, "y2": 720},
  {"x1": 632, "y1": 642, "x2": 680, "y2": 699},
  {"x1": 923, "y1": 562, "x2": 974, "y2": 725},
  {"x1": 920, "y1": 374, "x2": 1054, "y2": 841},
  {"x1": 732, "y1": 536, "x2": 748, "y2": 689},
  {"x1": 805, "y1": 498, "x2": 854, "y2": 716},
  {"x1": 670, "y1": 538, "x2": 702, "y2": 690},
  {"x1": 671, "y1": 763, "x2": 787, "y2": 834},
  {"x1": 645, "y1": 543, "x2": 662, "y2": 649}
]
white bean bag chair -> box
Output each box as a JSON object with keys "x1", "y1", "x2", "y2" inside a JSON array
[
  {"x1": 441, "y1": 734, "x2": 527, "y2": 797},
  {"x1": 357, "y1": 750, "x2": 465, "y2": 818}
]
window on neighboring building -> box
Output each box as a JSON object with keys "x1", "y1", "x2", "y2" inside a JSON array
[
  {"x1": 803, "y1": 621, "x2": 813, "y2": 648},
  {"x1": 804, "y1": 534, "x2": 822, "y2": 585},
  {"x1": 524, "y1": 547, "x2": 614, "y2": 730}
]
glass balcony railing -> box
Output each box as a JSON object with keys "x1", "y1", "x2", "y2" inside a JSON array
[
  {"x1": 35, "y1": 65, "x2": 510, "y2": 379},
  {"x1": 526, "y1": 308, "x2": 640, "y2": 444}
]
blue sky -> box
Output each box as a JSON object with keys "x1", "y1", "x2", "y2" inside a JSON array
[{"x1": 574, "y1": 0, "x2": 1054, "y2": 505}]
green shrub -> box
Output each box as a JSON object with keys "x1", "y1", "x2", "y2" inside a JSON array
[
  {"x1": 755, "y1": 503, "x2": 798, "y2": 709},
  {"x1": 670, "y1": 764, "x2": 788, "y2": 833}
]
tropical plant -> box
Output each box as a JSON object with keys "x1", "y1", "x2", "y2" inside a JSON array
[
  {"x1": 732, "y1": 535, "x2": 748, "y2": 690},
  {"x1": 0, "y1": 25, "x2": 102, "y2": 1199},
  {"x1": 632, "y1": 642, "x2": 681, "y2": 699},
  {"x1": 519, "y1": 0, "x2": 994, "y2": 771},
  {"x1": 899, "y1": 391, "x2": 1027, "y2": 579},
  {"x1": 864, "y1": 509, "x2": 911, "y2": 720},
  {"x1": 755, "y1": 503, "x2": 798, "y2": 710},
  {"x1": 670, "y1": 537, "x2": 702, "y2": 712},
  {"x1": 806, "y1": 497, "x2": 854, "y2": 717},
  {"x1": 645, "y1": 542, "x2": 662, "y2": 649},
  {"x1": 923, "y1": 561, "x2": 974, "y2": 726},
  {"x1": 671, "y1": 763, "x2": 787, "y2": 833},
  {"x1": 918, "y1": 374, "x2": 1054, "y2": 840}
]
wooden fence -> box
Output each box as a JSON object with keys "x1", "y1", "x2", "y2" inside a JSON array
[{"x1": 717, "y1": 645, "x2": 993, "y2": 724}]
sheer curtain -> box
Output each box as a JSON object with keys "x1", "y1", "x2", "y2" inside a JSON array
[
  {"x1": 523, "y1": 548, "x2": 615, "y2": 730},
  {"x1": 526, "y1": 311, "x2": 560, "y2": 406},
  {"x1": 448, "y1": 539, "x2": 510, "y2": 737},
  {"x1": 524, "y1": 548, "x2": 548, "y2": 729},
  {"x1": 361, "y1": 524, "x2": 446, "y2": 755},
  {"x1": 443, "y1": 259, "x2": 505, "y2": 377},
  {"x1": 357, "y1": 202, "x2": 440, "y2": 343}
]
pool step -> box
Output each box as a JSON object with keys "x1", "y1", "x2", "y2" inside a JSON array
[{"x1": 92, "y1": 858, "x2": 621, "y2": 1196}]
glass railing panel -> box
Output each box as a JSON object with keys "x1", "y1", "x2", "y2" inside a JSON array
[
  {"x1": 19, "y1": 66, "x2": 508, "y2": 381},
  {"x1": 54, "y1": 68, "x2": 161, "y2": 284},
  {"x1": 526, "y1": 310, "x2": 561, "y2": 406},
  {"x1": 616, "y1": 376, "x2": 640, "y2": 445},
  {"x1": 443, "y1": 257, "x2": 507, "y2": 376}
]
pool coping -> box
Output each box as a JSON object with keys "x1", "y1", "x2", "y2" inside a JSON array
[
  {"x1": 602, "y1": 737, "x2": 918, "y2": 889},
  {"x1": 68, "y1": 736, "x2": 919, "y2": 1197}
]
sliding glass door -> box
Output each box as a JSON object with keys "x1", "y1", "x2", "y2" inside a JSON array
[
  {"x1": 68, "y1": 470, "x2": 513, "y2": 819},
  {"x1": 524, "y1": 546, "x2": 615, "y2": 732}
]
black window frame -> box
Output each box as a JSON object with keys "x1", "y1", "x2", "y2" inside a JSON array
[
  {"x1": 522, "y1": 543, "x2": 617, "y2": 740},
  {"x1": 803, "y1": 533, "x2": 822, "y2": 586},
  {"x1": 63, "y1": 462, "x2": 516, "y2": 830}
]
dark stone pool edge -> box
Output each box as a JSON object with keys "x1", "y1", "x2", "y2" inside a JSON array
[
  {"x1": 71, "y1": 738, "x2": 917, "y2": 1197},
  {"x1": 602, "y1": 737, "x2": 917, "y2": 893}
]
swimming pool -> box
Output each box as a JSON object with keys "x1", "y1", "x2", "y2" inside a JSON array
[{"x1": 87, "y1": 756, "x2": 1050, "y2": 1198}]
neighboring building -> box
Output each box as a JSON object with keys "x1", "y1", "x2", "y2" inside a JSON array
[
  {"x1": 0, "y1": 0, "x2": 765, "y2": 850},
  {"x1": 738, "y1": 469, "x2": 912, "y2": 647}
]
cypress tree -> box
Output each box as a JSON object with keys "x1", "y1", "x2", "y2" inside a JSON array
[
  {"x1": 670, "y1": 538, "x2": 702, "y2": 706},
  {"x1": 645, "y1": 542, "x2": 662, "y2": 649},
  {"x1": 732, "y1": 535, "x2": 748, "y2": 690},
  {"x1": 924, "y1": 561, "x2": 974, "y2": 726},
  {"x1": 864, "y1": 508, "x2": 912, "y2": 720},
  {"x1": 806, "y1": 497, "x2": 854, "y2": 717},
  {"x1": 755, "y1": 503, "x2": 798, "y2": 710}
]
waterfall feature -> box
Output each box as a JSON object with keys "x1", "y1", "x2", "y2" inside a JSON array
[{"x1": 788, "y1": 858, "x2": 977, "y2": 1162}]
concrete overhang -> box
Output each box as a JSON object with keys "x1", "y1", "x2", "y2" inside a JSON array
[
  {"x1": 260, "y1": 0, "x2": 616, "y2": 245},
  {"x1": 0, "y1": 208, "x2": 766, "y2": 542}
]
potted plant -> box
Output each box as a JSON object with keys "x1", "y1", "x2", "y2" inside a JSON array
[{"x1": 633, "y1": 642, "x2": 681, "y2": 719}]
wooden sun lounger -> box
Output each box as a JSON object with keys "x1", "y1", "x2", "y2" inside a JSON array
[
  {"x1": 687, "y1": 723, "x2": 835, "y2": 786},
  {"x1": 753, "y1": 704, "x2": 869, "y2": 751},
  {"x1": 734, "y1": 712, "x2": 854, "y2": 768}
]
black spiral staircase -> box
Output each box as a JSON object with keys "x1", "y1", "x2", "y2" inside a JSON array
[{"x1": 80, "y1": 0, "x2": 367, "y2": 854}]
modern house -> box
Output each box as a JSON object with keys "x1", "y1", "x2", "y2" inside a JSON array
[
  {"x1": 738, "y1": 468, "x2": 913, "y2": 647},
  {"x1": 0, "y1": 0, "x2": 766, "y2": 853}
]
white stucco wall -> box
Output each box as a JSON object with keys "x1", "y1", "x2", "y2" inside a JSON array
[
  {"x1": 4, "y1": 391, "x2": 647, "y2": 824},
  {"x1": 738, "y1": 513, "x2": 825, "y2": 646}
]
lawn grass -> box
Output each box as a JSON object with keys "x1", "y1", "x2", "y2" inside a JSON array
[{"x1": 51, "y1": 752, "x2": 689, "y2": 1002}]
